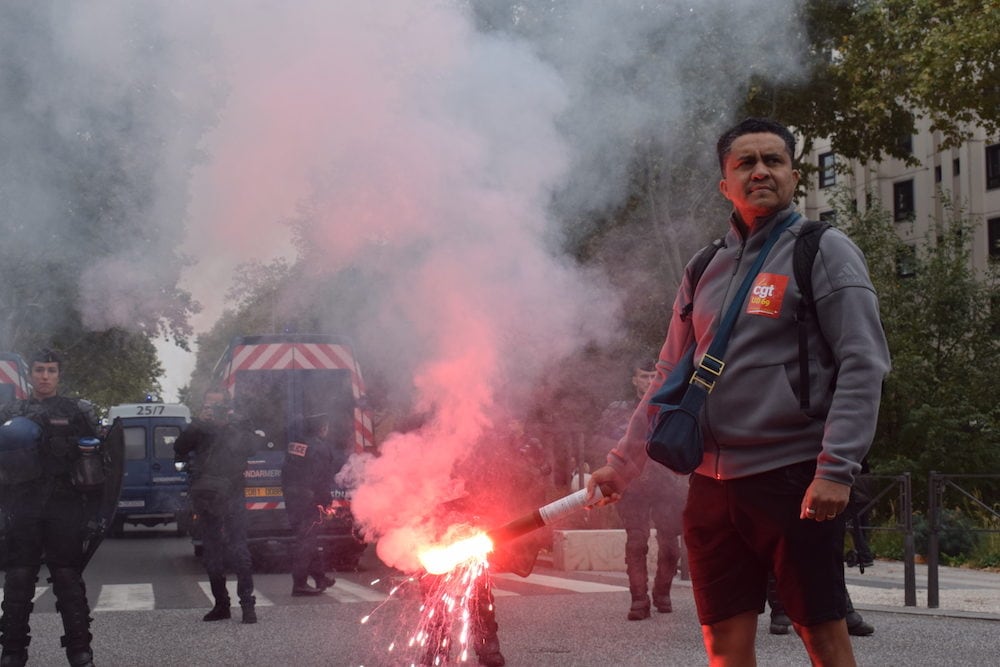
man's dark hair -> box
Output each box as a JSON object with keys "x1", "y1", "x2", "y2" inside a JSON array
[
  {"x1": 29, "y1": 347, "x2": 62, "y2": 370},
  {"x1": 716, "y1": 117, "x2": 796, "y2": 173}
]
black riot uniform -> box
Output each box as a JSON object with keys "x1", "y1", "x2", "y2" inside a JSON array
[
  {"x1": 594, "y1": 396, "x2": 685, "y2": 620},
  {"x1": 0, "y1": 395, "x2": 101, "y2": 667},
  {"x1": 174, "y1": 411, "x2": 259, "y2": 624},
  {"x1": 280, "y1": 419, "x2": 342, "y2": 595}
]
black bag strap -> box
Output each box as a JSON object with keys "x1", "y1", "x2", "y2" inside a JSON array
[
  {"x1": 680, "y1": 238, "x2": 725, "y2": 321},
  {"x1": 794, "y1": 220, "x2": 831, "y2": 410},
  {"x1": 689, "y1": 213, "x2": 801, "y2": 394}
]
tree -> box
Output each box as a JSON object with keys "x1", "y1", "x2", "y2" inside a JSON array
[
  {"x1": 829, "y1": 188, "x2": 1000, "y2": 496},
  {"x1": 63, "y1": 330, "x2": 164, "y2": 416},
  {"x1": 0, "y1": 3, "x2": 221, "y2": 411},
  {"x1": 745, "y1": 0, "x2": 1000, "y2": 165}
]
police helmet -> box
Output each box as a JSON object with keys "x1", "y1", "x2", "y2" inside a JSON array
[{"x1": 0, "y1": 417, "x2": 43, "y2": 452}]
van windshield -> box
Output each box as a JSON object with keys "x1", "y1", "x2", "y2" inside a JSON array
[{"x1": 154, "y1": 426, "x2": 182, "y2": 459}]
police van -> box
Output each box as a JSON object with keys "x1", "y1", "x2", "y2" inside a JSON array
[
  {"x1": 109, "y1": 401, "x2": 192, "y2": 536},
  {"x1": 0, "y1": 353, "x2": 30, "y2": 406},
  {"x1": 188, "y1": 334, "x2": 374, "y2": 570}
]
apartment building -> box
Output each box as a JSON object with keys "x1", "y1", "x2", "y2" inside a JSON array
[{"x1": 799, "y1": 118, "x2": 1000, "y2": 275}]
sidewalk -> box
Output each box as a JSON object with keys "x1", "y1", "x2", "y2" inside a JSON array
[
  {"x1": 540, "y1": 530, "x2": 1000, "y2": 621},
  {"x1": 843, "y1": 559, "x2": 1000, "y2": 620}
]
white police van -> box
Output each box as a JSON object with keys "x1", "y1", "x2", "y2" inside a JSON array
[{"x1": 109, "y1": 401, "x2": 192, "y2": 536}]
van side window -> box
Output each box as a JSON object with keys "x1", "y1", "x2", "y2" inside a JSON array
[
  {"x1": 154, "y1": 426, "x2": 181, "y2": 459},
  {"x1": 124, "y1": 426, "x2": 146, "y2": 460}
]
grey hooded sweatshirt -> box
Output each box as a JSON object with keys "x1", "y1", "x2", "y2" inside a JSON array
[{"x1": 608, "y1": 206, "x2": 891, "y2": 487}]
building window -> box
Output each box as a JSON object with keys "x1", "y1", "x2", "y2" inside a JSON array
[
  {"x1": 897, "y1": 133, "x2": 913, "y2": 156},
  {"x1": 893, "y1": 180, "x2": 915, "y2": 222},
  {"x1": 986, "y1": 144, "x2": 1000, "y2": 190},
  {"x1": 818, "y1": 152, "x2": 836, "y2": 188},
  {"x1": 896, "y1": 245, "x2": 917, "y2": 278},
  {"x1": 953, "y1": 157, "x2": 961, "y2": 176},
  {"x1": 934, "y1": 165, "x2": 942, "y2": 183},
  {"x1": 989, "y1": 217, "x2": 1000, "y2": 259},
  {"x1": 819, "y1": 210, "x2": 837, "y2": 223}
]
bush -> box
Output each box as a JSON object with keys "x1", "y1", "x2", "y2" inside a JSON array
[
  {"x1": 912, "y1": 509, "x2": 981, "y2": 558},
  {"x1": 866, "y1": 528, "x2": 905, "y2": 561}
]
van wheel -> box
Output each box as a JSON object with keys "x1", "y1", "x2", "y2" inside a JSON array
[
  {"x1": 194, "y1": 544, "x2": 204, "y2": 558},
  {"x1": 111, "y1": 516, "x2": 126, "y2": 538}
]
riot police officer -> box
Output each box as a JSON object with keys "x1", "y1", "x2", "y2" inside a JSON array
[
  {"x1": 0, "y1": 349, "x2": 102, "y2": 667},
  {"x1": 281, "y1": 413, "x2": 339, "y2": 596},
  {"x1": 173, "y1": 395, "x2": 258, "y2": 624}
]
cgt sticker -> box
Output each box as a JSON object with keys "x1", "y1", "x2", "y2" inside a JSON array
[{"x1": 746, "y1": 273, "x2": 789, "y2": 318}]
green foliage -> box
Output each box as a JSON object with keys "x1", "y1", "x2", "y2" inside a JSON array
[
  {"x1": 48, "y1": 329, "x2": 162, "y2": 417},
  {"x1": 745, "y1": 0, "x2": 1000, "y2": 166},
  {"x1": 912, "y1": 510, "x2": 981, "y2": 558},
  {"x1": 867, "y1": 528, "x2": 905, "y2": 561},
  {"x1": 972, "y1": 534, "x2": 1000, "y2": 569},
  {"x1": 829, "y1": 190, "x2": 1000, "y2": 503}
]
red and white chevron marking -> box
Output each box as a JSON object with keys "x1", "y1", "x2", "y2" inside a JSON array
[
  {"x1": 245, "y1": 501, "x2": 284, "y2": 511},
  {"x1": 0, "y1": 361, "x2": 27, "y2": 399}
]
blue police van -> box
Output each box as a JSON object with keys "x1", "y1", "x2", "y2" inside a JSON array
[{"x1": 109, "y1": 401, "x2": 192, "y2": 536}]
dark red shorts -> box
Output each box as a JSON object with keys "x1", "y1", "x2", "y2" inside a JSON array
[{"x1": 682, "y1": 460, "x2": 847, "y2": 626}]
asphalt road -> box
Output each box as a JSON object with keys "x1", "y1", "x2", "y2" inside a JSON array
[{"x1": 14, "y1": 526, "x2": 1000, "y2": 666}]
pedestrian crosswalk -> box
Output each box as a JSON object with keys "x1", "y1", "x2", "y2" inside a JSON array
[
  {"x1": 0, "y1": 572, "x2": 630, "y2": 613},
  {"x1": 94, "y1": 584, "x2": 156, "y2": 611}
]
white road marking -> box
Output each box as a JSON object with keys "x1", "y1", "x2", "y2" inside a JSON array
[
  {"x1": 493, "y1": 572, "x2": 628, "y2": 594},
  {"x1": 94, "y1": 583, "x2": 156, "y2": 611},
  {"x1": 0, "y1": 587, "x2": 48, "y2": 604},
  {"x1": 325, "y1": 579, "x2": 388, "y2": 602}
]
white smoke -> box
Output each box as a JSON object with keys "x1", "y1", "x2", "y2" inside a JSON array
[{"x1": 1, "y1": 1, "x2": 810, "y2": 570}]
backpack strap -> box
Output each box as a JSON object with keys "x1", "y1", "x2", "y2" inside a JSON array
[
  {"x1": 680, "y1": 237, "x2": 725, "y2": 321},
  {"x1": 794, "y1": 220, "x2": 832, "y2": 410}
]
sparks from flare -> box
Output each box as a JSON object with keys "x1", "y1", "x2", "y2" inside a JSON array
[{"x1": 360, "y1": 549, "x2": 493, "y2": 665}]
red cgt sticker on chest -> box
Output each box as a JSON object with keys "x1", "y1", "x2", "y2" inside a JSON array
[{"x1": 746, "y1": 273, "x2": 789, "y2": 318}]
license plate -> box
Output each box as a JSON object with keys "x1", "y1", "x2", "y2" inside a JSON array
[
  {"x1": 118, "y1": 499, "x2": 145, "y2": 508},
  {"x1": 245, "y1": 487, "x2": 282, "y2": 498}
]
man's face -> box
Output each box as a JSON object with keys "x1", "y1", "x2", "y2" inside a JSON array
[
  {"x1": 30, "y1": 361, "x2": 60, "y2": 399},
  {"x1": 632, "y1": 368, "x2": 656, "y2": 399},
  {"x1": 719, "y1": 132, "x2": 799, "y2": 226}
]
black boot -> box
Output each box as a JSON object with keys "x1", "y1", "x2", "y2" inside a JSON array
[
  {"x1": 291, "y1": 575, "x2": 322, "y2": 596},
  {"x1": 236, "y1": 572, "x2": 256, "y2": 623},
  {"x1": 845, "y1": 591, "x2": 874, "y2": 636},
  {"x1": 1, "y1": 567, "x2": 36, "y2": 667},
  {"x1": 240, "y1": 596, "x2": 257, "y2": 624},
  {"x1": 472, "y1": 579, "x2": 505, "y2": 667},
  {"x1": 652, "y1": 534, "x2": 678, "y2": 613},
  {"x1": 203, "y1": 575, "x2": 231, "y2": 621},
  {"x1": 50, "y1": 568, "x2": 94, "y2": 667},
  {"x1": 311, "y1": 573, "x2": 336, "y2": 591},
  {"x1": 766, "y1": 571, "x2": 791, "y2": 634},
  {"x1": 627, "y1": 597, "x2": 651, "y2": 621},
  {"x1": 624, "y1": 530, "x2": 650, "y2": 620}
]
